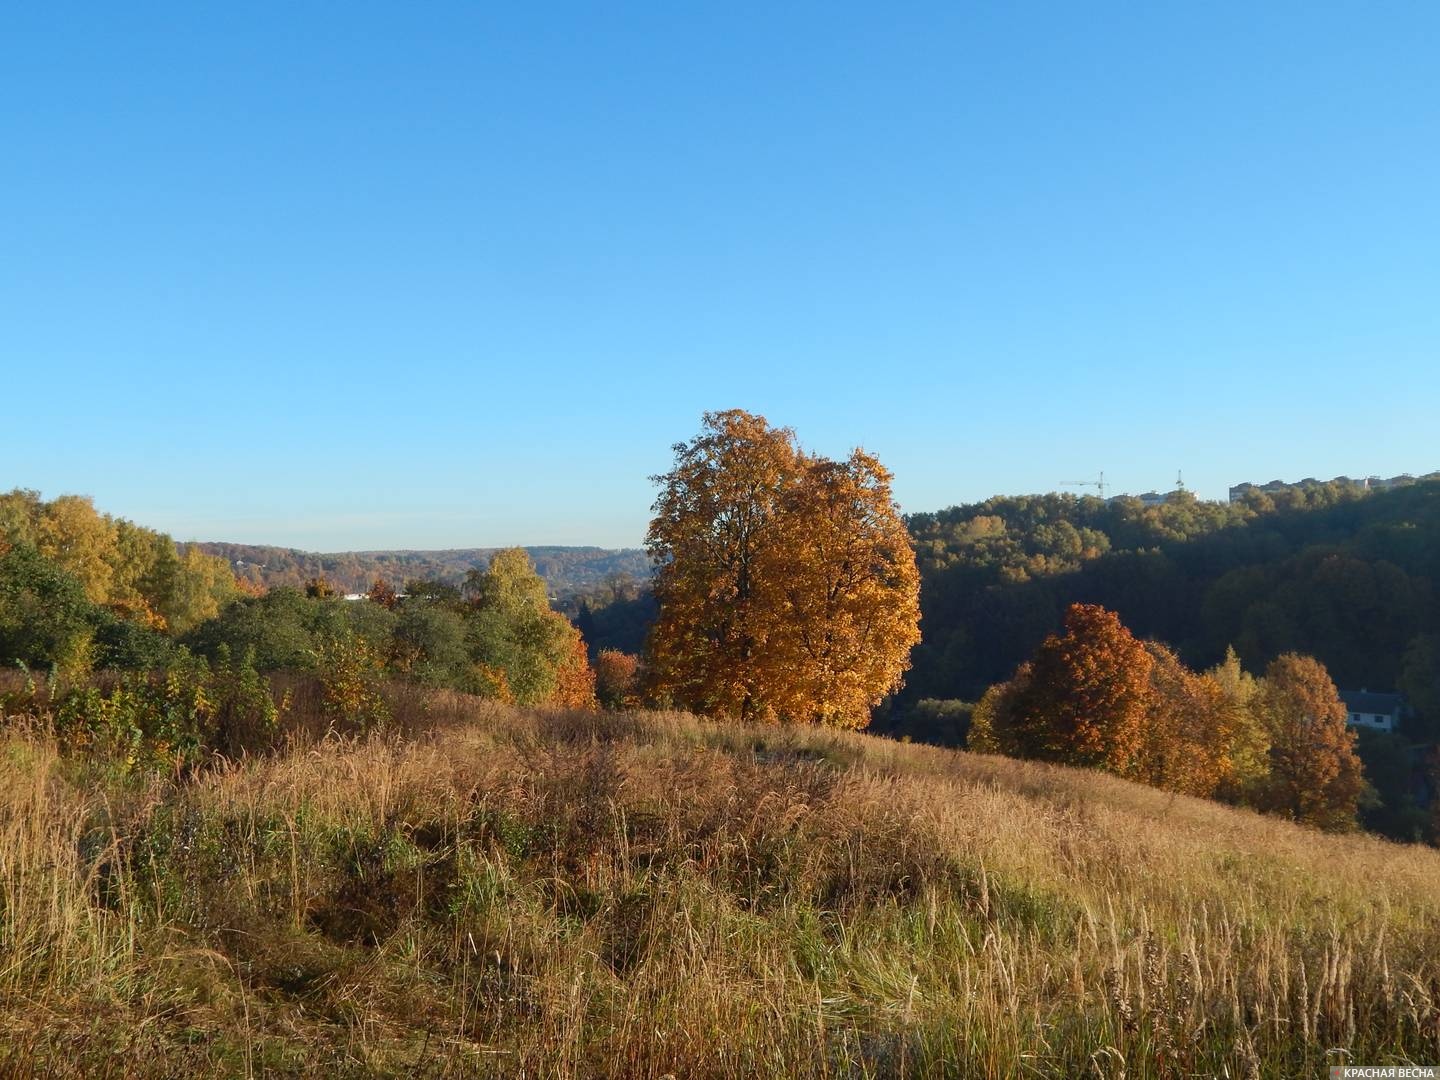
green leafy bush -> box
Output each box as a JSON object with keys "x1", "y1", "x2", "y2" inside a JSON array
[{"x1": 50, "y1": 647, "x2": 279, "y2": 774}]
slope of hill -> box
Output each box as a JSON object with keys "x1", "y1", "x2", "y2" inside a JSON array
[
  {"x1": 2, "y1": 692, "x2": 1437, "y2": 1077},
  {"x1": 195, "y1": 541, "x2": 651, "y2": 598}
]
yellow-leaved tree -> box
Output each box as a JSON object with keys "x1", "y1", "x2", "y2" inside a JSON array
[
  {"x1": 645, "y1": 410, "x2": 920, "y2": 728},
  {"x1": 1253, "y1": 652, "x2": 1367, "y2": 831},
  {"x1": 1137, "y1": 641, "x2": 1234, "y2": 797}
]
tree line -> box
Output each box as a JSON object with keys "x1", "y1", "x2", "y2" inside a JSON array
[
  {"x1": 1, "y1": 490, "x2": 238, "y2": 674},
  {"x1": 0, "y1": 490, "x2": 601, "y2": 715},
  {"x1": 187, "y1": 553, "x2": 596, "y2": 709},
  {"x1": 970, "y1": 603, "x2": 1368, "y2": 832},
  {"x1": 904, "y1": 480, "x2": 1440, "y2": 712},
  {"x1": 197, "y1": 541, "x2": 649, "y2": 598}
]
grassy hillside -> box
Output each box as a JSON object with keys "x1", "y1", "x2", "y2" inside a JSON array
[{"x1": 2, "y1": 694, "x2": 1438, "y2": 1077}]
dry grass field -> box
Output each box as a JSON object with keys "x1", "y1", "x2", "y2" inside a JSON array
[{"x1": 1, "y1": 693, "x2": 1438, "y2": 1077}]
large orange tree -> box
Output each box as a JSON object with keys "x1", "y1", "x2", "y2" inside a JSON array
[{"x1": 645, "y1": 410, "x2": 920, "y2": 728}]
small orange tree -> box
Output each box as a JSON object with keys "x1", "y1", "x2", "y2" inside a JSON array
[
  {"x1": 594, "y1": 649, "x2": 640, "y2": 709},
  {"x1": 367, "y1": 577, "x2": 399, "y2": 610},
  {"x1": 548, "y1": 625, "x2": 598, "y2": 710}
]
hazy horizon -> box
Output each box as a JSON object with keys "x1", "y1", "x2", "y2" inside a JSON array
[{"x1": 14, "y1": 464, "x2": 1438, "y2": 554}]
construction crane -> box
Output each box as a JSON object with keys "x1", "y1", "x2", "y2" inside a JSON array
[{"x1": 1060, "y1": 472, "x2": 1107, "y2": 499}]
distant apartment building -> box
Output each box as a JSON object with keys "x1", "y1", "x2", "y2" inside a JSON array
[
  {"x1": 1227, "y1": 473, "x2": 1434, "y2": 503},
  {"x1": 1361, "y1": 474, "x2": 1411, "y2": 492},
  {"x1": 1102, "y1": 488, "x2": 1180, "y2": 507},
  {"x1": 1339, "y1": 690, "x2": 1405, "y2": 733}
]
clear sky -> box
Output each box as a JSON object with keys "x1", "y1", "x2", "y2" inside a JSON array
[{"x1": 3, "y1": 3, "x2": 1437, "y2": 551}]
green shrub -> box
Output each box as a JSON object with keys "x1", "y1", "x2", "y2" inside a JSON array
[
  {"x1": 50, "y1": 647, "x2": 279, "y2": 773},
  {"x1": 311, "y1": 634, "x2": 388, "y2": 733}
]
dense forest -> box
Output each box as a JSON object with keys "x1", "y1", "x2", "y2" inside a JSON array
[
  {"x1": 196, "y1": 541, "x2": 650, "y2": 599},
  {"x1": 903, "y1": 476, "x2": 1440, "y2": 712}
]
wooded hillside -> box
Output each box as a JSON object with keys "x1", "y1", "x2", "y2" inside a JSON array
[
  {"x1": 194, "y1": 542, "x2": 650, "y2": 599},
  {"x1": 905, "y1": 477, "x2": 1440, "y2": 712}
]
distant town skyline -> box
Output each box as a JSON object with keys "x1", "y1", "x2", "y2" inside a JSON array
[{"x1": 5, "y1": 4, "x2": 1438, "y2": 550}]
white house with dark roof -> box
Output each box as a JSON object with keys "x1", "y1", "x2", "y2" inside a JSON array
[{"x1": 1339, "y1": 690, "x2": 1404, "y2": 733}]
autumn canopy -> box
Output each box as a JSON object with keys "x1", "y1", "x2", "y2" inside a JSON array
[
  {"x1": 644, "y1": 410, "x2": 921, "y2": 728},
  {"x1": 970, "y1": 601, "x2": 1367, "y2": 830}
]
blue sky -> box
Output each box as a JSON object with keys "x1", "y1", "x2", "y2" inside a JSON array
[{"x1": 3, "y1": 3, "x2": 1437, "y2": 550}]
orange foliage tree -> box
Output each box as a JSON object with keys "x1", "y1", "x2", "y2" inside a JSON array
[
  {"x1": 763, "y1": 451, "x2": 923, "y2": 727},
  {"x1": 547, "y1": 624, "x2": 598, "y2": 710},
  {"x1": 367, "y1": 577, "x2": 398, "y2": 610},
  {"x1": 998, "y1": 603, "x2": 1153, "y2": 775},
  {"x1": 594, "y1": 649, "x2": 640, "y2": 710},
  {"x1": 1136, "y1": 642, "x2": 1234, "y2": 797},
  {"x1": 1253, "y1": 653, "x2": 1367, "y2": 831},
  {"x1": 233, "y1": 576, "x2": 267, "y2": 598},
  {"x1": 645, "y1": 410, "x2": 920, "y2": 728}
]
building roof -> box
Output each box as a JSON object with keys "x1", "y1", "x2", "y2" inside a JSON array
[{"x1": 1339, "y1": 690, "x2": 1404, "y2": 715}]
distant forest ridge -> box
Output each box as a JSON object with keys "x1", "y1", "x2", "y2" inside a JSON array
[
  {"x1": 902, "y1": 474, "x2": 1440, "y2": 701},
  {"x1": 574, "y1": 472, "x2": 1440, "y2": 705},
  {"x1": 194, "y1": 542, "x2": 652, "y2": 598}
]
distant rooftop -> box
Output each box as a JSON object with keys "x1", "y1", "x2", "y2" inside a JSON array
[{"x1": 1339, "y1": 690, "x2": 1404, "y2": 715}]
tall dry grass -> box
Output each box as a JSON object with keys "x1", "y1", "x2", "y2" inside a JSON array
[{"x1": 0, "y1": 697, "x2": 1437, "y2": 1077}]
